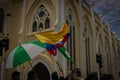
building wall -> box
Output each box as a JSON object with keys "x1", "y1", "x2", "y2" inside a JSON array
[{"x1": 0, "y1": 0, "x2": 120, "y2": 80}]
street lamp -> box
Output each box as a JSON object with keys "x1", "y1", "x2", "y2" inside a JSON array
[{"x1": 96, "y1": 17, "x2": 120, "y2": 80}]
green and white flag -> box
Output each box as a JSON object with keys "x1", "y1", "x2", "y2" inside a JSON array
[{"x1": 5, "y1": 40, "x2": 46, "y2": 68}]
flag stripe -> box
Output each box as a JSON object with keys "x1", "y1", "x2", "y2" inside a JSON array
[
  {"x1": 56, "y1": 33, "x2": 70, "y2": 48},
  {"x1": 5, "y1": 48, "x2": 17, "y2": 68},
  {"x1": 22, "y1": 43, "x2": 45, "y2": 58},
  {"x1": 26, "y1": 40, "x2": 47, "y2": 48},
  {"x1": 58, "y1": 47, "x2": 72, "y2": 60},
  {"x1": 13, "y1": 45, "x2": 30, "y2": 67},
  {"x1": 34, "y1": 23, "x2": 70, "y2": 44},
  {"x1": 34, "y1": 34, "x2": 54, "y2": 44}
]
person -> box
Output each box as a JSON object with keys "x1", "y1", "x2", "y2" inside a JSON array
[
  {"x1": 102, "y1": 74, "x2": 114, "y2": 80},
  {"x1": 66, "y1": 69, "x2": 76, "y2": 80},
  {"x1": 85, "y1": 72, "x2": 98, "y2": 80},
  {"x1": 51, "y1": 60, "x2": 64, "y2": 80},
  {"x1": 107, "y1": 74, "x2": 114, "y2": 80},
  {"x1": 56, "y1": 60, "x2": 64, "y2": 80},
  {"x1": 75, "y1": 68, "x2": 84, "y2": 80},
  {"x1": 65, "y1": 68, "x2": 84, "y2": 80},
  {"x1": 11, "y1": 71, "x2": 20, "y2": 80},
  {"x1": 51, "y1": 71, "x2": 59, "y2": 80},
  {"x1": 27, "y1": 70, "x2": 39, "y2": 80}
]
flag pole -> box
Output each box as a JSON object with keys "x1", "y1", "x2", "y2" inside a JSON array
[{"x1": 18, "y1": 0, "x2": 27, "y2": 80}]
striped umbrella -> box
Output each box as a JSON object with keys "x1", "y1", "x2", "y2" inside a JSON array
[{"x1": 5, "y1": 40, "x2": 46, "y2": 68}]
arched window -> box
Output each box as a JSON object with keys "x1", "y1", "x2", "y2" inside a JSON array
[
  {"x1": 0, "y1": 8, "x2": 4, "y2": 33},
  {"x1": 65, "y1": 8, "x2": 76, "y2": 69},
  {"x1": 83, "y1": 23, "x2": 90, "y2": 75},
  {"x1": 39, "y1": 22, "x2": 43, "y2": 30},
  {"x1": 45, "y1": 17, "x2": 50, "y2": 29},
  {"x1": 32, "y1": 21, "x2": 37, "y2": 32},
  {"x1": 32, "y1": 5, "x2": 50, "y2": 32}
]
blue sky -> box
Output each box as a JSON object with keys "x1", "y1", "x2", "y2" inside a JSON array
[{"x1": 85, "y1": 0, "x2": 120, "y2": 38}]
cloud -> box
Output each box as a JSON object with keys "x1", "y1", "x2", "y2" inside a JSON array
[
  {"x1": 85, "y1": 0, "x2": 120, "y2": 38},
  {"x1": 110, "y1": 23, "x2": 120, "y2": 38}
]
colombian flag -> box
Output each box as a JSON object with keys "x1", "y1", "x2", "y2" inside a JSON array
[
  {"x1": 34, "y1": 23, "x2": 73, "y2": 63},
  {"x1": 34, "y1": 23, "x2": 70, "y2": 44}
]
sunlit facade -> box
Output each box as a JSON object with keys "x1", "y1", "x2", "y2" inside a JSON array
[{"x1": 0, "y1": 0, "x2": 120, "y2": 80}]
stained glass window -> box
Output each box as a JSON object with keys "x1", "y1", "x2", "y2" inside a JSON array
[
  {"x1": 32, "y1": 5, "x2": 50, "y2": 32},
  {"x1": 39, "y1": 22, "x2": 43, "y2": 30},
  {"x1": 45, "y1": 17, "x2": 50, "y2": 29},
  {"x1": 32, "y1": 21, "x2": 37, "y2": 32}
]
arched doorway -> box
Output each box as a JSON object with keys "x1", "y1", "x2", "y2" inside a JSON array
[{"x1": 32, "y1": 62, "x2": 50, "y2": 80}]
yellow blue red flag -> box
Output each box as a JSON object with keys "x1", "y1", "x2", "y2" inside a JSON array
[{"x1": 34, "y1": 23, "x2": 70, "y2": 44}]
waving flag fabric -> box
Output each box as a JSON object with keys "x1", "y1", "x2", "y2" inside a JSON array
[
  {"x1": 58, "y1": 46, "x2": 73, "y2": 62},
  {"x1": 5, "y1": 40, "x2": 47, "y2": 68},
  {"x1": 56, "y1": 33, "x2": 70, "y2": 48},
  {"x1": 34, "y1": 23, "x2": 73, "y2": 63},
  {"x1": 34, "y1": 34, "x2": 54, "y2": 44},
  {"x1": 44, "y1": 33, "x2": 70, "y2": 56},
  {"x1": 34, "y1": 23, "x2": 69, "y2": 44},
  {"x1": 46, "y1": 44, "x2": 57, "y2": 56}
]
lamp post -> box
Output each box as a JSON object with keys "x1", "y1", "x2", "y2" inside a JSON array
[
  {"x1": 96, "y1": 17, "x2": 120, "y2": 80},
  {"x1": 1, "y1": 11, "x2": 10, "y2": 80}
]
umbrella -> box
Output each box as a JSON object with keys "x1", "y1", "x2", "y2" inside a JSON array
[{"x1": 5, "y1": 40, "x2": 46, "y2": 68}]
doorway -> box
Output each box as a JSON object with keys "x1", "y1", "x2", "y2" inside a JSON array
[{"x1": 32, "y1": 62, "x2": 50, "y2": 80}]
